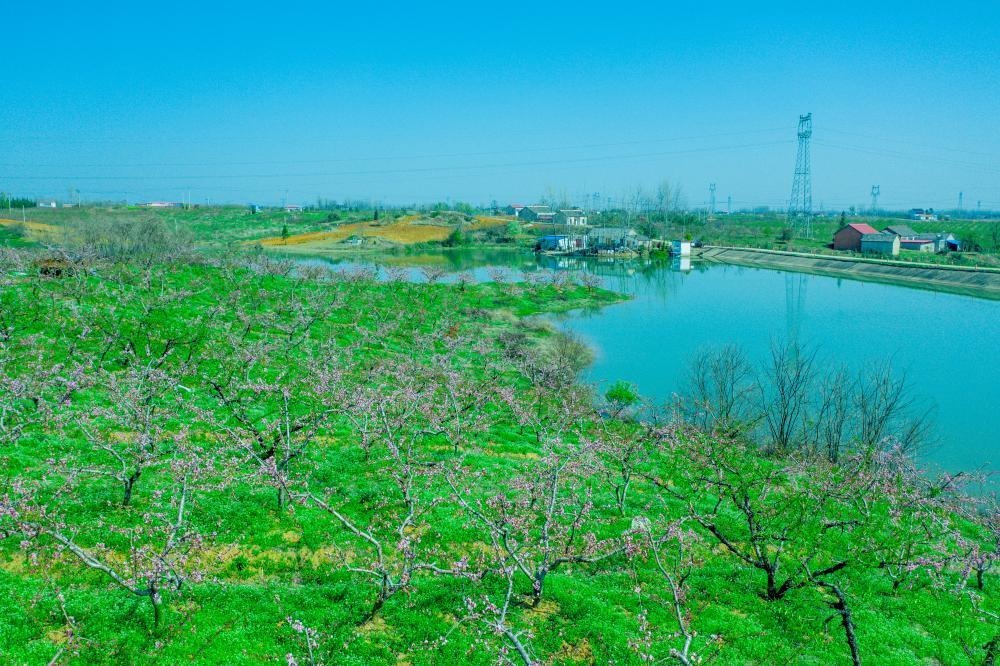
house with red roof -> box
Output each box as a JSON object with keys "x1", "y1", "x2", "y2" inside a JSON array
[{"x1": 832, "y1": 222, "x2": 879, "y2": 251}]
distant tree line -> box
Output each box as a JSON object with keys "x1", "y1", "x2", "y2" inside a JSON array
[{"x1": 0, "y1": 193, "x2": 37, "y2": 209}]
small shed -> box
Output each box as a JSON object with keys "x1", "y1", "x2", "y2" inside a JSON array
[
  {"x1": 860, "y1": 233, "x2": 900, "y2": 256},
  {"x1": 899, "y1": 238, "x2": 935, "y2": 253},
  {"x1": 538, "y1": 235, "x2": 569, "y2": 251},
  {"x1": 670, "y1": 240, "x2": 692, "y2": 257},
  {"x1": 914, "y1": 232, "x2": 955, "y2": 252}
]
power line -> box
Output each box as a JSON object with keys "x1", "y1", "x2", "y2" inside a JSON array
[
  {"x1": 0, "y1": 139, "x2": 794, "y2": 182},
  {"x1": 0, "y1": 126, "x2": 793, "y2": 168},
  {"x1": 814, "y1": 140, "x2": 1000, "y2": 174},
  {"x1": 824, "y1": 126, "x2": 998, "y2": 159}
]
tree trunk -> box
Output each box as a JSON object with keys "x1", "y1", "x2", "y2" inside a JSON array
[
  {"x1": 614, "y1": 478, "x2": 630, "y2": 516},
  {"x1": 360, "y1": 583, "x2": 391, "y2": 624},
  {"x1": 150, "y1": 590, "x2": 162, "y2": 631},
  {"x1": 531, "y1": 571, "x2": 546, "y2": 607},
  {"x1": 820, "y1": 582, "x2": 861, "y2": 666},
  {"x1": 123, "y1": 469, "x2": 142, "y2": 506},
  {"x1": 765, "y1": 568, "x2": 780, "y2": 600}
]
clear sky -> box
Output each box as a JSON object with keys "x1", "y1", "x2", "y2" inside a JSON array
[{"x1": 3, "y1": 1, "x2": 999, "y2": 210}]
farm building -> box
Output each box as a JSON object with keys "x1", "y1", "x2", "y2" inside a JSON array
[
  {"x1": 915, "y1": 232, "x2": 956, "y2": 252},
  {"x1": 537, "y1": 235, "x2": 587, "y2": 252},
  {"x1": 909, "y1": 208, "x2": 938, "y2": 221},
  {"x1": 524, "y1": 205, "x2": 556, "y2": 222},
  {"x1": 519, "y1": 205, "x2": 556, "y2": 222},
  {"x1": 883, "y1": 225, "x2": 956, "y2": 252},
  {"x1": 833, "y1": 223, "x2": 879, "y2": 251},
  {"x1": 860, "y1": 233, "x2": 900, "y2": 256},
  {"x1": 555, "y1": 209, "x2": 588, "y2": 226},
  {"x1": 505, "y1": 204, "x2": 526, "y2": 217},
  {"x1": 899, "y1": 238, "x2": 936, "y2": 253},
  {"x1": 883, "y1": 224, "x2": 918, "y2": 238},
  {"x1": 283, "y1": 204, "x2": 303, "y2": 212},
  {"x1": 589, "y1": 227, "x2": 643, "y2": 251}
]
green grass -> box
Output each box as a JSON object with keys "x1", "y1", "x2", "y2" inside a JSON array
[
  {"x1": 0, "y1": 249, "x2": 995, "y2": 664},
  {"x1": 20, "y1": 205, "x2": 366, "y2": 248}
]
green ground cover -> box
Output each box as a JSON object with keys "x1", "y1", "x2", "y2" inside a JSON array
[
  {"x1": 12, "y1": 205, "x2": 1000, "y2": 269},
  {"x1": 0, "y1": 246, "x2": 996, "y2": 665},
  {"x1": 19, "y1": 206, "x2": 358, "y2": 248}
]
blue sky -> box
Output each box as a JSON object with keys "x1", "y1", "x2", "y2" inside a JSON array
[{"x1": 3, "y1": 1, "x2": 999, "y2": 209}]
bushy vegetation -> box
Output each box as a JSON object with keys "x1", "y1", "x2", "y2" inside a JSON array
[{"x1": 0, "y1": 245, "x2": 996, "y2": 665}]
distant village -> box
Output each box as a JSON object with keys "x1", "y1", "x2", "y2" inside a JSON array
[
  {"x1": 508, "y1": 201, "x2": 965, "y2": 261},
  {"x1": 504, "y1": 203, "x2": 689, "y2": 256}
]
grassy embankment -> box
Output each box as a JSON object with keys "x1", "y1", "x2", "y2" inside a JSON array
[
  {"x1": 0, "y1": 249, "x2": 996, "y2": 664},
  {"x1": 17, "y1": 206, "x2": 361, "y2": 247}
]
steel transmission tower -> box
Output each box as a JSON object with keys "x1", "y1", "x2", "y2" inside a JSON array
[
  {"x1": 870, "y1": 185, "x2": 880, "y2": 214},
  {"x1": 709, "y1": 183, "x2": 717, "y2": 215},
  {"x1": 788, "y1": 113, "x2": 813, "y2": 235}
]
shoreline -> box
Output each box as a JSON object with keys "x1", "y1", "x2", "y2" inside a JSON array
[{"x1": 699, "y1": 246, "x2": 1000, "y2": 300}]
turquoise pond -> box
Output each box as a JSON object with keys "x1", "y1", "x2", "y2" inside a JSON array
[{"x1": 294, "y1": 249, "x2": 1000, "y2": 484}]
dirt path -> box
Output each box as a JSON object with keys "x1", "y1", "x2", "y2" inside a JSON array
[{"x1": 0, "y1": 219, "x2": 61, "y2": 233}]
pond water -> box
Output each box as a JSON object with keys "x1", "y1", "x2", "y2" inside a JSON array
[{"x1": 292, "y1": 248, "x2": 1000, "y2": 482}]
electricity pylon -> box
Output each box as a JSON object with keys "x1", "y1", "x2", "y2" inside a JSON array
[{"x1": 788, "y1": 113, "x2": 813, "y2": 236}]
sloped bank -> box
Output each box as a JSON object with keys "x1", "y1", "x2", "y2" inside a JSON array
[{"x1": 700, "y1": 246, "x2": 1000, "y2": 299}]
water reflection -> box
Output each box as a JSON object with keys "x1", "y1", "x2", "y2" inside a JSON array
[{"x1": 283, "y1": 248, "x2": 1000, "y2": 479}]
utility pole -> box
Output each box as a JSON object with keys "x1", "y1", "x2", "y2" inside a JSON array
[
  {"x1": 788, "y1": 113, "x2": 813, "y2": 236},
  {"x1": 870, "y1": 185, "x2": 880, "y2": 214}
]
